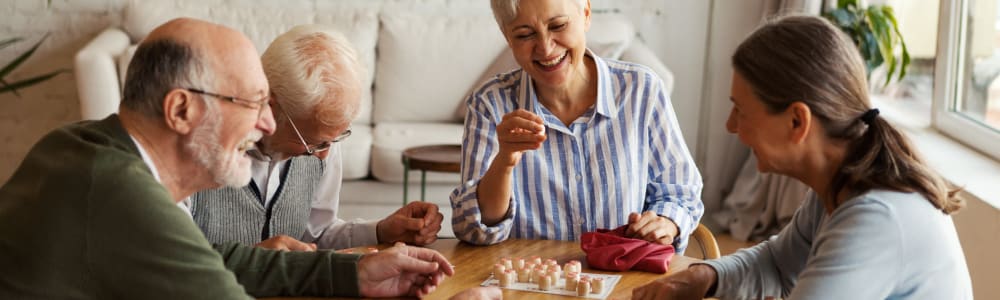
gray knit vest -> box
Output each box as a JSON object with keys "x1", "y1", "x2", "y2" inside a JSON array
[{"x1": 190, "y1": 156, "x2": 323, "y2": 245}]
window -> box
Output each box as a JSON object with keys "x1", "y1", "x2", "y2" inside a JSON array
[
  {"x1": 874, "y1": 0, "x2": 1000, "y2": 160},
  {"x1": 935, "y1": 0, "x2": 1000, "y2": 159}
]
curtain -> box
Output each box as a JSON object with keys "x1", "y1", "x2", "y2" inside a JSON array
[{"x1": 711, "y1": 0, "x2": 826, "y2": 242}]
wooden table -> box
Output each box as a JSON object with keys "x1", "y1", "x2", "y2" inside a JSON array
[
  {"x1": 400, "y1": 144, "x2": 462, "y2": 204},
  {"x1": 424, "y1": 239, "x2": 696, "y2": 299},
  {"x1": 269, "y1": 238, "x2": 698, "y2": 299}
]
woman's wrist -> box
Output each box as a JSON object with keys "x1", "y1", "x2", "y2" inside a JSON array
[{"x1": 493, "y1": 150, "x2": 519, "y2": 169}]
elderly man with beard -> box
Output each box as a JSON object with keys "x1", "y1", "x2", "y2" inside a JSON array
[
  {"x1": 188, "y1": 25, "x2": 443, "y2": 251},
  {"x1": 0, "y1": 18, "x2": 454, "y2": 299}
]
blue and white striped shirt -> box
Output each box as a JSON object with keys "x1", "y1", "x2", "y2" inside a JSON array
[{"x1": 450, "y1": 53, "x2": 703, "y2": 253}]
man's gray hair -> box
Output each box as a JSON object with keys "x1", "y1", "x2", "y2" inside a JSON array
[
  {"x1": 261, "y1": 24, "x2": 364, "y2": 127},
  {"x1": 490, "y1": 0, "x2": 586, "y2": 29},
  {"x1": 121, "y1": 38, "x2": 216, "y2": 118}
]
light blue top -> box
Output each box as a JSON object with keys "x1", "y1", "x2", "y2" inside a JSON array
[
  {"x1": 450, "y1": 52, "x2": 703, "y2": 252},
  {"x1": 703, "y1": 190, "x2": 972, "y2": 300}
]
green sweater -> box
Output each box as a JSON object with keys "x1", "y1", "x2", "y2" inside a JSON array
[{"x1": 0, "y1": 115, "x2": 362, "y2": 299}]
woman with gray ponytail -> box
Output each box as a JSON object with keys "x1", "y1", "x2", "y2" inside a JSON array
[{"x1": 633, "y1": 15, "x2": 971, "y2": 300}]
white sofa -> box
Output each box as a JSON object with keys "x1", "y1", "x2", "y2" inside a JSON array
[{"x1": 74, "y1": 0, "x2": 674, "y2": 237}]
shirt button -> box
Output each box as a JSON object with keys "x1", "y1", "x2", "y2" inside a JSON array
[{"x1": 575, "y1": 174, "x2": 582, "y2": 180}]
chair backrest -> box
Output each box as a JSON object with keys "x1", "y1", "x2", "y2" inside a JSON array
[{"x1": 689, "y1": 223, "x2": 721, "y2": 260}]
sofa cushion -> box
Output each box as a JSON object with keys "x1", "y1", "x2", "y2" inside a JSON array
[
  {"x1": 120, "y1": 0, "x2": 379, "y2": 124},
  {"x1": 370, "y1": 122, "x2": 465, "y2": 183},
  {"x1": 340, "y1": 125, "x2": 372, "y2": 180},
  {"x1": 373, "y1": 12, "x2": 507, "y2": 123}
]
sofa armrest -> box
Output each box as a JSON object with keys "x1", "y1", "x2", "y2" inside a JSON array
[
  {"x1": 621, "y1": 40, "x2": 675, "y2": 96},
  {"x1": 75, "y1": 28, "x2": 131, "y2": 120}
]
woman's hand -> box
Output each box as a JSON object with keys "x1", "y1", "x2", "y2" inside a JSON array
[
  {"x1": 626, "y1": 211, "x2": 679, "y2": 246},
  {"x1": 632, "y1": 264, "x2": 717, "y2": 300},
  {"x1": 494, "y1": 109, "x2": 546, "y2": 167}
]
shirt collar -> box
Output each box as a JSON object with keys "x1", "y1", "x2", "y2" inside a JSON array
[
  {"x1": 590, "y1": 49, "x2": 617, "y2": 118},
  {"x1": 128, "y1": 134, "x2": 161, "y2": 183}
]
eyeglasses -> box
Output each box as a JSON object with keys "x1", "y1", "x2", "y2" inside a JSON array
[
  {"x1": 276, "y1": 102, "x2": 351, "y2": 156},
  {"x1": 185, "y1": 88, "x2": 269, "y2": 118}
]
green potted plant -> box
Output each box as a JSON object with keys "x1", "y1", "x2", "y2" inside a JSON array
[
  {"x1": 1, "y1": 0, "x2": 63, "y2": 96},
  {"x1": 824, "y1": 0, "x2": 911, "y2": 87},
  {"x1": 1, "y1": 34, "x2": 67, "y2": 96}
]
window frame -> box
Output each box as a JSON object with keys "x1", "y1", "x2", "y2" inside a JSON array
[{"x1": 934, "y1": 0, "x2": 1000, "y2": 160}]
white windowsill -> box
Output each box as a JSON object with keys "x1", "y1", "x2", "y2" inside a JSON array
[{"x1": 876, "y1": 99, "x2": 1000, "y2": 210}]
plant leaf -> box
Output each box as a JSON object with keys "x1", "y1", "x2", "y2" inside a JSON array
[
  {"x1": 0, "y1": 37, "x2": 23, "y2": 50},
  {"x1": 862, "y1": 32, "x2": 883, "y2": 73},
  {"x1": 0, "y1": 33, "x2": 49, "y2": 79},
  {"x1": 898, "y1": 38, "x2": 911, "y2": 81},
  {"x1": 866, "y1": 7, "x2": 896, "y2": 86},
  {"x1": 827, "y1": 9, "x2": 857, "y2": 29},
  {"x1": 0, "y1": 70, "x2": 67, "y2": 96},
  {"x1": 0, "y1": 78, "x2": 21, "y2": 97},
  {"x1": 838, "y1": 0, "x2": 859, "y2": 10},
  {"x1": 882, "y1": 5, "x2": 911, "y2": 82}
]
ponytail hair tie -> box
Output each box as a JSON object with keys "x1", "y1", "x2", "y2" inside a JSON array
[{"x1": 860, "y1": 108, "x2": 880, "y2": 125}]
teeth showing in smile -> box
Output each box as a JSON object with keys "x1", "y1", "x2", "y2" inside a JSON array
[
  {"x1": 539, "y1": 52, "x2": 567, "y2": 67},
  {"x1": 238, "y1": 140, "x2": 256, "y2": 153}
]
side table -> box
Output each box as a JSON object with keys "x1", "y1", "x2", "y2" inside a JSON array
[{"x1": 400, "y1": 144, "x2": 462, "y2": 204}]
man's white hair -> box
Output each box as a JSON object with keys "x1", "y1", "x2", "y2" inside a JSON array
[
  {"x1": 490, "y1": 0, "x2": 586, "y2": 29},
  {"x1": 261, "y1": 24, "x2": 364, "y2": 128}
]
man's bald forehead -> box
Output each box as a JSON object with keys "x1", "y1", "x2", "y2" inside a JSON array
[
  {"x1": 144, "y1": 18, "x2": 239, "y2": 46},
  {"x1": 139, "y1": 18, "x2": 267, "y2": 98}
]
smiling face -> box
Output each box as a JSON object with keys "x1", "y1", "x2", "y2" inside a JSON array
[
  {"x1": 502, "y1": 0, "x2": 590, "y2": 90},
  {"x1": 726, "y1": 72, "x2": 797, "y2": 174},
  {"x1": 190, "y1": 29, "x2": 274, "y2": 187},
  {"x1": 185, "y1": 100, "x2": 265, "y2": 188}
]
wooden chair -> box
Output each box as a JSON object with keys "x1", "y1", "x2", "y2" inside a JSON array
[{"x1": 688, "y1": 223, "x2": 721, "y2": 260}]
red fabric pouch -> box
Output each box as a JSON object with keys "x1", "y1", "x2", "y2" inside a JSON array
[{"x1": 580, "y1": 225, "x2": 675, "y2": 274}]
